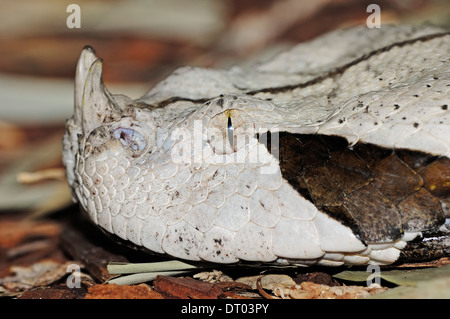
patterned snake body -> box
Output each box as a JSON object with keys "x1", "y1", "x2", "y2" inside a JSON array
[{"x1": 63, "y1": 25, "x2": 450, "y2": 266}]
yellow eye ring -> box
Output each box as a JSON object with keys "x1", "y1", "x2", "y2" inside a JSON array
[{"x1": 207, "y1": 109, "x2": 255, "y2": 155}]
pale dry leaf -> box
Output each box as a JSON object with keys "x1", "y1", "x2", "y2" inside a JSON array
[
  {"x1": 0, "y1": 134, "x2": 68, "y2": 212},
  {"x1": 236, "y1": 274, "x2": 296, "y2": 290},
  {"x1": 17, "y1": 168, "x2": 66, "y2": 184},
  {"x1": 0, "y1": 261, "x2": 76, "y2": 291},
  {"x1": 193, "y1": 270, "x2": 233, "y2": 283}
]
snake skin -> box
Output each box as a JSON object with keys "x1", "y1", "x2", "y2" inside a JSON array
[{"x1": 63, "y1": 25, "x2": 450, "y2": 266}]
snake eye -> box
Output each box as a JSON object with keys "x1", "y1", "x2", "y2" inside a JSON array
[
  {"x1": 207, "y1": 109, "x2": 255, "y2": 155},
  {"x1": 113, "y1": 127, "x2": 146, "y2": 153}
]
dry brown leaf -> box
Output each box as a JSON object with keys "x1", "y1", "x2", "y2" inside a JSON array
[
  {"x1": 18, "y1": 286, "x2": 82, "y2": 299},
  {"x1": 0, "y1": 121, "x2": 26, "y2": 151},
  {"x1": 153, "y1": 275, "x2": 252, "y2": 299},
  {"x1": 85, "y1": 283, "x2": 164, "y2": 299},
  {"x1": 0, "y1": 219, "x2": 61, "y2": 249},
  {"x1": 154, "y1": 276, "x2": 222, "y2": 299},
  {"x1": 395, "y1": 257, "x2": 450, "y2": 268}
]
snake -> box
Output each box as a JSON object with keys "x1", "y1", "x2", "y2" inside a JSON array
[{"x1": 62, "y1": 24, "x2": 450, "y2": 266}]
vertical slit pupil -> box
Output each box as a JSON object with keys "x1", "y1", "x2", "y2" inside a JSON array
[{"x1": 227, "y1": 116, "x2": 234, "y2": 149}]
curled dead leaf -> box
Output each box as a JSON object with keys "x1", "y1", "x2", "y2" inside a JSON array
[
  {"x1": 236, "y1": 274, "x2": 296, "y2": 290},
  {"x1": 272, "y1": 281, "x2": 387, "y2": 299},
  {"x1": 193, "y1": 270, "x2": 233, "y2": 283}
]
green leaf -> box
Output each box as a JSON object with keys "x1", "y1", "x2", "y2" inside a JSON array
[
  {"x1": 106, "y1": 260, "x2": 201, "y2": 285},
  {"x1": 370, "y1": 277, "x2": 450, "y2": 299},
  {"x1": 333, "y1": 269, "x2": 371, "y2": 282},
  {"x1": 107, "y1": 260, "x2": 199, "y2": 274},
  {"x1": 107, "y1": 271, "x2": 191, "y2": 286},
  {"x1": 334, "y1": 265, "x2": 450, "y2": 287}
]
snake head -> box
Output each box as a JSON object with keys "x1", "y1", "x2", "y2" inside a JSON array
[
  {"x1": 62, "y1": 26, "x2": 450, "y2": 266},
  {"x1": 62, "y1": 46, "x2": 368, "y2": 264}
]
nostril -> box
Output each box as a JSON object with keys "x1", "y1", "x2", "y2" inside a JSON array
[{"x1": 113, "y1": 127, "x2": 146, "y2": 152}]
